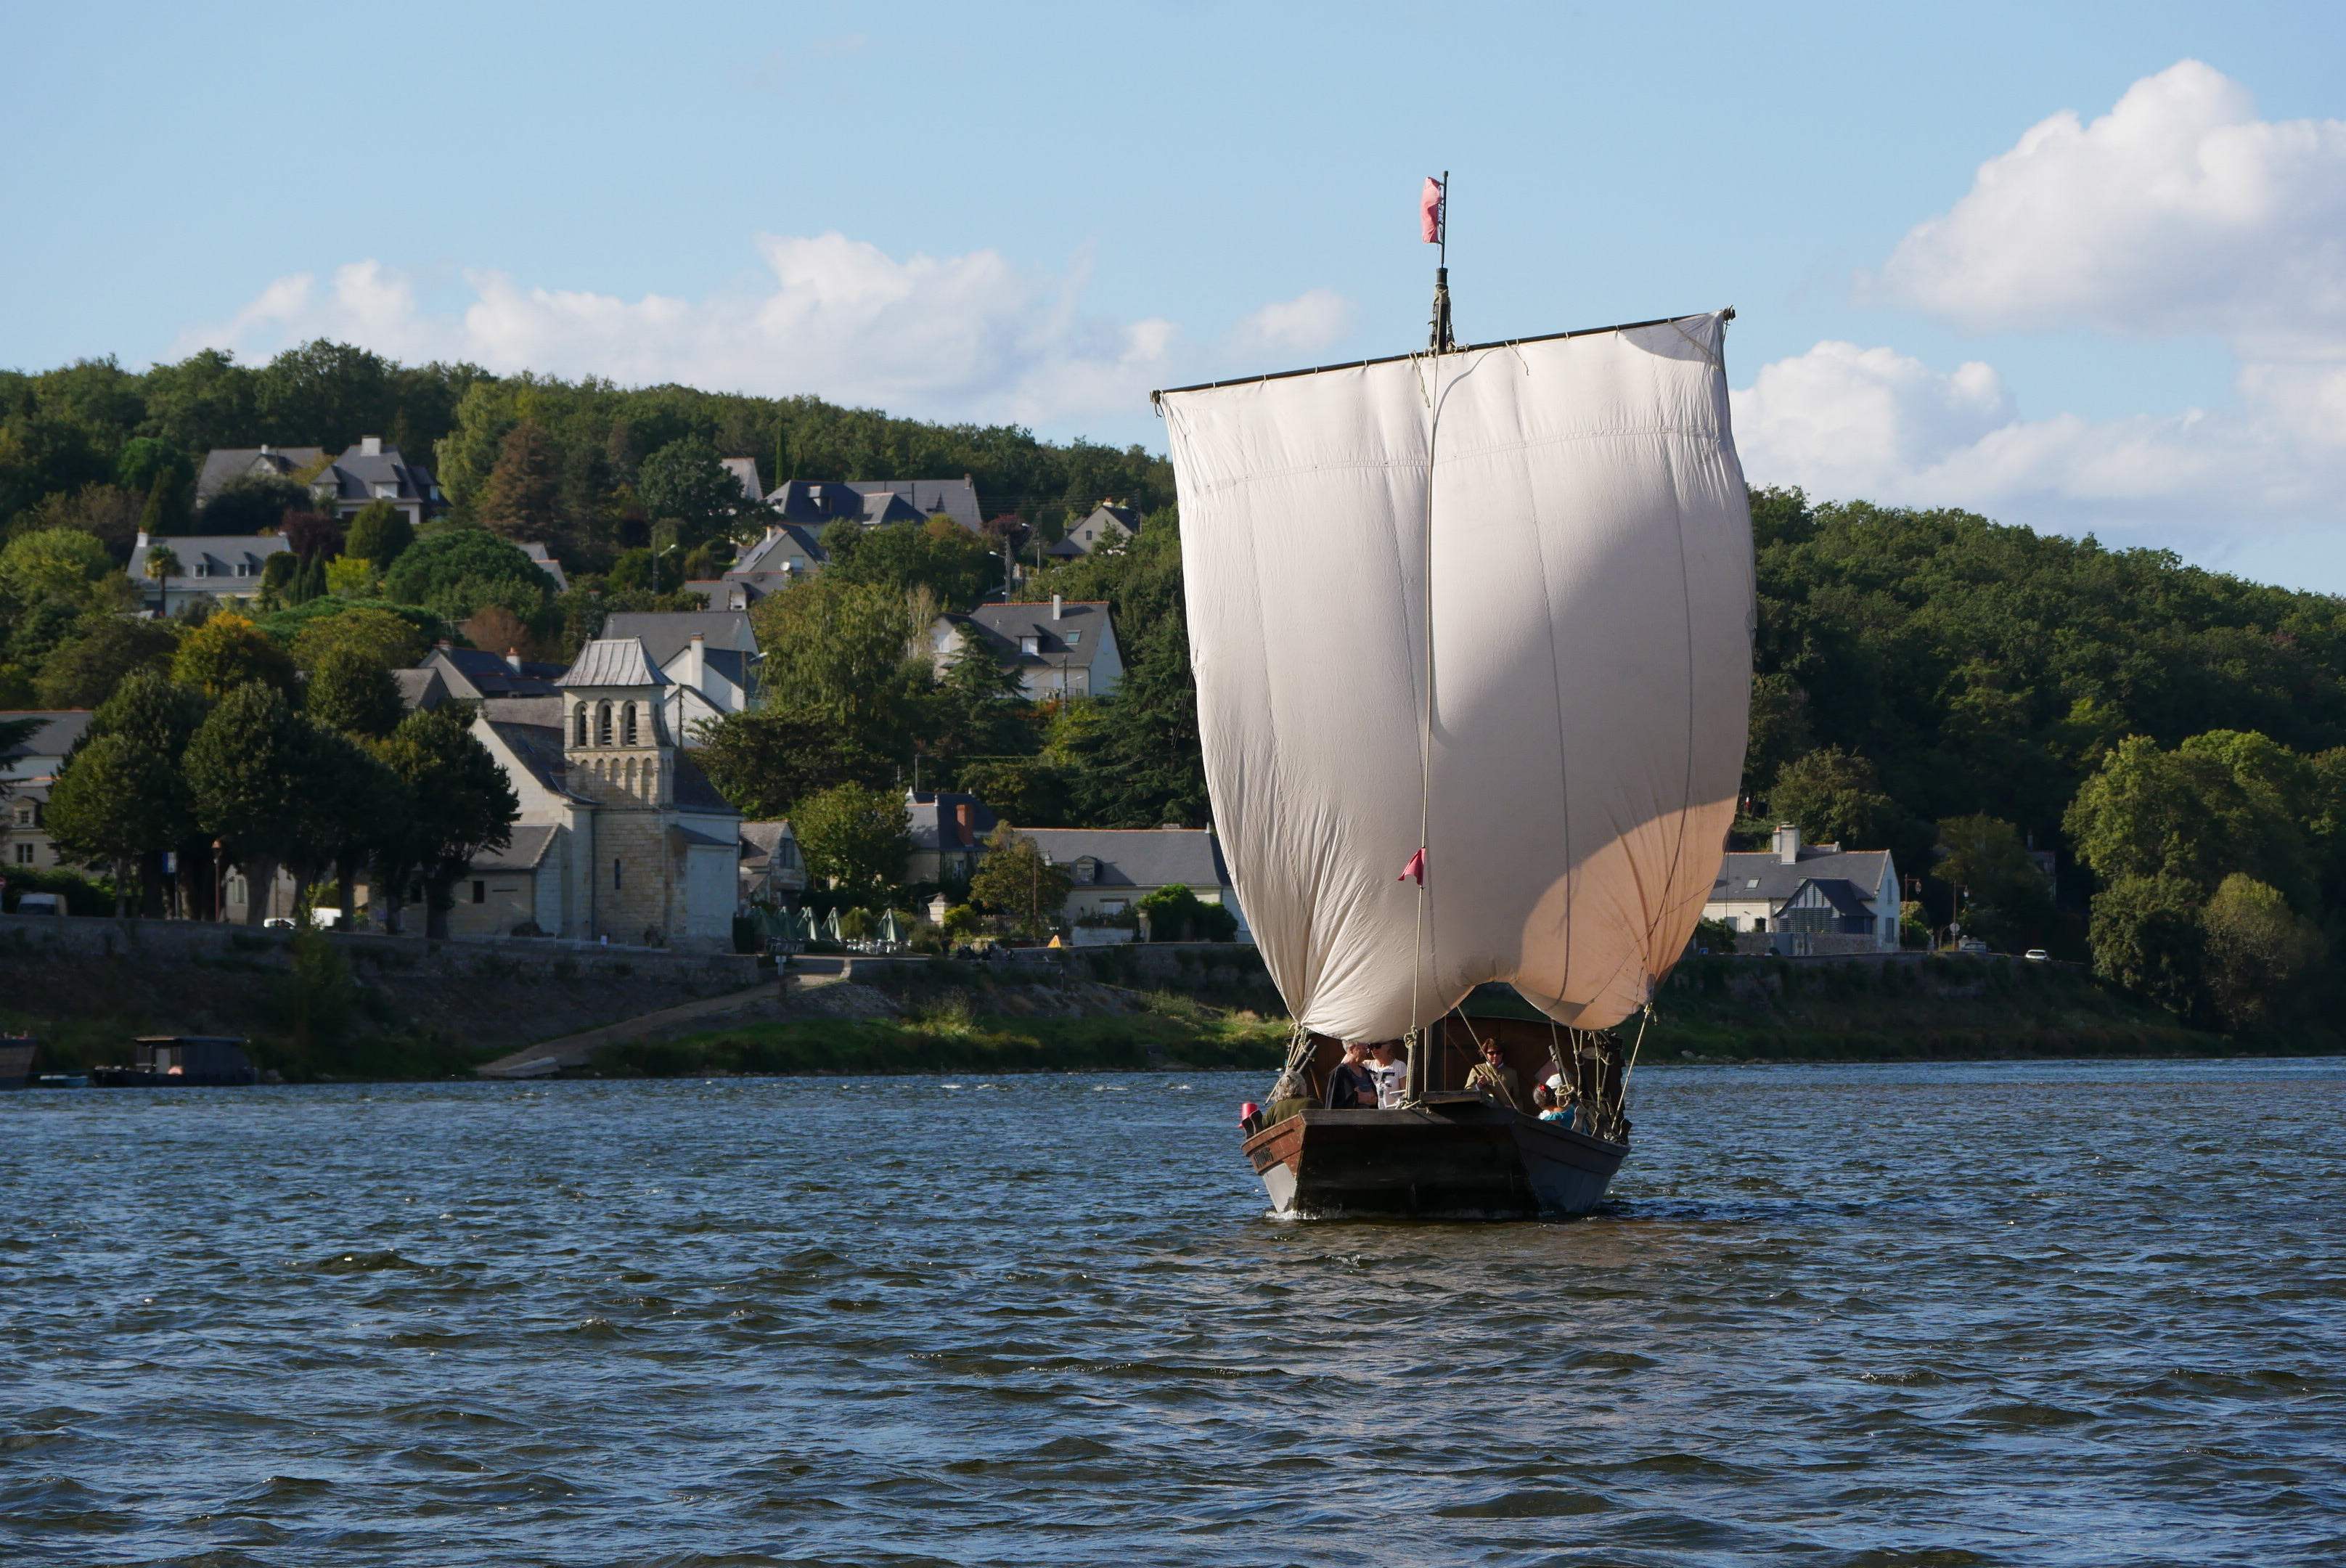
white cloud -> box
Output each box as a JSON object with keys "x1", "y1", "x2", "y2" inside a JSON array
[
  {"x1": 183, "y1": 234, "x2": 1180, "y2": 428},
  {"x1": 1869, "y1": 59, "x2": 2346, "y2": 347},
  {"x1": 1744, "y1": 60, "x2": 2346, "y2": 571},
  {"x1": 1231, "y1": 287, "x2": 1355, "y2": 356}
]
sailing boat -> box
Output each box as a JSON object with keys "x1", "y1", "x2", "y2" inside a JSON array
[{"x1": 1154, "y1": 179, "x2": 1754, "y2": 1218}]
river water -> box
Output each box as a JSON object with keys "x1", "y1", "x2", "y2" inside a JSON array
[{"x1": 2, "y1": 1060, "x2": 2340, "y2": 1567}]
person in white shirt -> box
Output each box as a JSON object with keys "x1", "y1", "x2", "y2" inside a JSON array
[{"x1": 1365, "y1": 1040, "x2": 1407, "y2": 1107}]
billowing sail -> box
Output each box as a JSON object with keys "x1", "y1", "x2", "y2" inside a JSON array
[{"x1": 1160, "y1": 311, "x2": 1754, "y2": 1040}]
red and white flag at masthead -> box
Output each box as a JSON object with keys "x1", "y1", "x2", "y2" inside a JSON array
[
  {"x1": 1397, "y1": 846, "x2": 1427, "y2": 885},
  {"x1": 1420, "y1": 176, "x2": 1443, "y2": 244}
]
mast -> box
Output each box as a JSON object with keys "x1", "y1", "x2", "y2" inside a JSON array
[{"x1": 1427, "y1": 171, "x2": 1453, "y2": 353}]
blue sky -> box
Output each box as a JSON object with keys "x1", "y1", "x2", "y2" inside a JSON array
[{"x1": 7, "y1": 2, "x2": 2346, "y2": 587}]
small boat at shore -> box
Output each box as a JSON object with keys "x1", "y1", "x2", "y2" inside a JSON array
[{"x1": 1156, "y1": 178, "x2": 1754, "y2": 1219}]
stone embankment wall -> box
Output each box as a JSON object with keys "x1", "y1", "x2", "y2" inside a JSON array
[{"x1": 0, "y1": 912, "x2": 757, "y2": 989}]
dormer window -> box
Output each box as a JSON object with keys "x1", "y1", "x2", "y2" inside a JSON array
[
  {"x1": 1019, "y1": 635, "x2": 1040, "y2": 656},
  {"x1": 192, "y1": 563, "x2": 210, "y2": 578},
  {"x1": 374, "y1": 481, "x2": 399, "y2": 499},
  {"x1": 1064, "y1": 631, "x2": 1082, "y2": 645},
  {"x1": 1071, "y1": 856, "x2": 1098, "y2": 885}
]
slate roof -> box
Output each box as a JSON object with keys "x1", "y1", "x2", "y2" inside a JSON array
[
  {"x1": 764, "y1": 477, "x2": 982, "y2": 531},
  {"x1": 600, "y1": 611, "x2": 759, "y2": 660},
  {"x1": 194, "y1": 447, "x2": 324, "y2": 508},
  {"x1": 740, "y1": 822, "x2": 799, "y2": 867},
  {"x1": 730, "y1": 524, "x2": 828, "y2": 574},
  {"x1": 1019, "y1": 828, "x2": 1232, "y2": 889},
  {"x1": 469, "y1": 824, "x2": 558, "y2": 873},
  {"x1": 310, "y1": 440, "x2": 439, "y2": 510},
  {"x1": 1068, "y1": 503, "x2": 1140, "y2": 548},
  {"x1": 393, "y1": 668, "x2": 449, "y2": 712},
  {"x1": 484, "y1": 722, "x2": 579, "y2": 800},
  {"x1": 555, "y1": 638, "x2": 671, "y2": 690},
  {"x1": 949, "y1": 601, "x2": 1116, "y2": 673},
  {"x1": 0, "y1": 711, "x2": 95, "y2": 779},
  {"x1": 671, "y1": 751, "x2": 736, "y2": 814},
  {"x1": 128, "y1": 534, "x2": 290, "y2": 591},
  {"x1": 906, "y1": 791, "x2": 1000, "y2": 853},
  {"x1": 519, "y1": 543, "x2": 569, "y2": 594},
  {"x1": 720, "y1": 457, "x2": 763, "y2": 502},
  {"x1": 1711, "y1": 848, "x2": 1895, "y2": 909},
  {"x1": 424, "y1": 645, "x2": 567, "y2": 700},
  {"x1": 478, "y1": 695, "x2": 564, "y2": 730}
]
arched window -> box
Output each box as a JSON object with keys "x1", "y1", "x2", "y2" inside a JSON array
[
  {"x1": 573, "y1": 703, "x2": 589, "y2": 746},
  {"x1": 597, "y1": 701, "x2": 613, "y2": 745},
  {"x1": 622, "y1": 703, "x2": 638, "y2": 746}
]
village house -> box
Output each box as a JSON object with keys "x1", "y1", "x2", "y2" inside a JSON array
[
  {"x1": 305, "y1": 438, "x2": 445, "y2": 530},
  {"x1": 128, "y1": 530, "x2": 291, "y2": 616},
  {"x1": 1703, "y1": 823, "x2": 1901, "y2": 955},
  {"x1": 701, "y1": 522, "x2": 828, "y2": 608},
  {"x1": 929, "y1": 596, "x2": 1124, "y2": 700},
  {"x1": 599, "y1": 611, "x2": 760, "y2": 743},
  {"x1": 1045, "y1": 501, "x2": 1141, "y2": 559},
  {"x1": 1022, "y1": 826, "x2": 1248, "y2": 939},
  {"x1": 1, "y1": 709, "x2": 93, "y2": 894},
  {"x1": 737, "y1": 822, "x2": 806, "y2": 908},
  {"x1": 192, "y1": 445, "x2": 324, "y2": 510},
  {"x1": 420, "y1": 642, "x2": 567, "y2": 701},
  {"x1": 904, "y1": 791, "x2": 1000, "y2": 884},
  {"x1": 3, "y1": 783, "x2": 55, "y2": 871},
  {"x1": 766, "y1": 475, "x2": 983, "y2": 532}
]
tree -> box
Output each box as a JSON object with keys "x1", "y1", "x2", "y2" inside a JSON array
[
  {"x1": 172, "y1": 612, "x2": 295, "y2": 696},
  {"x1": 381, "y1": 528, "x2": 556, "y2": 624},
  {"x1": 284, "y1": 721, "x2": 409, "y2": 926},
  {"x1": 285, "y1": 604, "x2": 435, "y2": 671},
  {"x1": 692, "y1": 705, "x2": 891, "y2": 819},
  {"x1": 477, "y1": 419, "x2": 565, "y2": 544},
  {"x1": 926, "y1": 640, "x2": 1036, "y2": 767},
  {"x1": 462, "y1": 603, "x2": 535, "y2": 661},
  {"x1": 44, "y1": 735, "x2": 189, "y2": 915},
  {"x1": 793, "y1": 782, "x2": 911, "y2": 897},
  {"x1": 2088, "y1": 873, "x2": 2207, "y2": 1021},
  {"x1": 1065, "y1": 612, "x2": 1211, "y2": 828},
  {"x1": 637, "y1": 436, "x2": 749, "y2": 547},
  {"x1": 143, "y1": 541, "x2": 181, "y2": 584},
  {"x1": 33, "y1": 616, "x2": 179, "y2": 708},
  {"x1": 1932, "y1": 814, "x2": 2053, "y2": 948},
  {"x1": 748, "y1": 574, "x2": 926, "y2": 764},
  {"x1": 2201, "y1": 873, "x2": 2325, "y2": 1032},
  {"x1": 1136, "y1": 882, "x2": 1237, "y2": 942},
  {"x1": 1767, "y1": 746, "x2": 1929, "y2": 868},
  {"x1": 2064, "y1": 732, "x2": 2310, "y2": 909},
  {"x1": 89, "y1": 666, "x2": 214, "y2": 916},
  {"x1": 306, "y1": 648, "x2": 406, "y2": 738},
  {"x1": 343, "y1": 497, "x2": 414, "y2": 571},
  {"x1": 324, "y1": 555, "x2": 377, "y2": 597},
  {"x1": 0, "y1": 527, "x2": 115, "y2": 605},
  {"x1": 186, "y1": 682, "x2": 310, "y2": 924},
  {"x1": 376, "y1": 702, "x2": 518, "y2": 938},
  {"x1": 279, "y1": 510, "x2": 345, "y2": 563},
  {"x1": 199, "y1": 473, "x2": 309, "y2": 534},
  {"x1": 969, "y1": 825, "x2": 1071, "y2": 941}
]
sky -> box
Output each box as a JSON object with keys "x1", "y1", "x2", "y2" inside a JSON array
[{"x1": 6, "y1": 1, "x2": 2346, "y2": 587}]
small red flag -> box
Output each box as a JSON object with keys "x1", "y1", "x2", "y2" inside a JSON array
[
  {"x1": 1420, "y1": 177, "x2": 1443, "y2": 244},
  {"x1": 1398, "y1": 847, "x2": 1426, "y2": 885}
]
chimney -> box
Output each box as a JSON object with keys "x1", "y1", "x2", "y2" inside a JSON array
[
  {"x1": 955, "y1": 801, "x2": 974, "y2": 845},
  {"x1": 506, "y1": 648, "x2": 523, "y2": 674},
  {"x1": 435, "y1": 639, "x2": 451, "y2": 650},
  {"x1": 1773, "y1": 822, "x2": 1802, "y2": 865},
  {"x1": 1052, "y1": 594, "x2": 1063, "y2": 621},
  {"x1": 687, "y1": 631, "x2": 705, "y2": 688},
  {"x1": 361, "y1": 436, "x2": 382, "y2": 457}
]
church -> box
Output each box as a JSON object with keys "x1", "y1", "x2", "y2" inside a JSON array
[{"x1": 455, "y1": 637, "x2": 742, "y2": 948}]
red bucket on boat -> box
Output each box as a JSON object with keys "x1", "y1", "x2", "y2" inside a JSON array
[{"x1": 1238, "y1": 1101, "x2": 1260, "y2": 1125}]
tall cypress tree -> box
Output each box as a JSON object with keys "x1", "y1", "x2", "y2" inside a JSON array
[{"x1": 478, "y1": 419, "x2": 565, "y2": 544}]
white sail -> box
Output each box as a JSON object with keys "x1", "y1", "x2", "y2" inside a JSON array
[{"x1": 1160, "y1": 311, "x2": 1754, "y2": 1040}]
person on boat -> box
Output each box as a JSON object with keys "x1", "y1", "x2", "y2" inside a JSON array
[
  {"x1": 1323, "y1": 1040, "x2": 1378, "y2": 1109},
  {"x1": 1365, "y1": 1040, "x2": 1407, "y2": 1107},
  {"x1": 1464, "y1": 1038, "x2": 1523, "y2": 1110},
  {"x1": 1534, "y1": 1078, "x2": 1578, "y2": 1129}
]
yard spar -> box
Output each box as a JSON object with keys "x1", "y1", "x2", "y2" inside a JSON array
[{"x1": 1155, "y1": 179, "x2": 1756, "y2": 1217}]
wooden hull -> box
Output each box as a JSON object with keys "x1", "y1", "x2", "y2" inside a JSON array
[{"x1": 1241, "y1": 1099, "x2": 1627, "y2": 1220}]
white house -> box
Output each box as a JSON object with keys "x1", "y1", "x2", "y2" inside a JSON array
[
  {"x1": 1047, "y1": 501, "x2": 1141, "y2": 558},
  {"x1": 128, "y1": 530, "x2": 291, "y2": 616},
  {"x1": 1703, "y1": 824, "x2": 1901, "y2": 955},
  {"x1": 306, "y1": 437, "x2": 444, "y2": 530},
  {"x1": 1021, "y1": 826, "x2": 1248, "y2": 939},
  {"x1": 599, "y1": 611, "x2": 761, "y2": 743}
]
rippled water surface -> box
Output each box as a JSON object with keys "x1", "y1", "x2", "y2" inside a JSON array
[{"x1": 3, "y1": 1060, "x2": 2342, "y2": 1567}]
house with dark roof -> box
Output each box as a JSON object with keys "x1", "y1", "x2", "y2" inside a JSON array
[
  {"x1": 1060, "y1": 502, "x2": 1140, "y2": 555},
  {"x1": 765, "y1": 476, "x2": 982, "y2": 532},
  {"x1": 739, "y1": 822, "x2": 806, "y2": 907},
  {"x1": 1018, "y1": 827, "x2": 1248, "y2": 938},
  {"x1": 420, "y1": 642, "x2": 568, "y2": 701},
  {"x1": 305, "y1": 437, "x2": 444, "y2": 530},
  {"x1": 905, "y1": 791, "x2": 1000, "y2": 884},
  {"x1": 704, "y1": 522, "x2": 829, "y2": 608},
  {"x1": 598, "y1": 611, "x2": 760, "y2": 743},
  {"x1": 193, "y1": 446, "x2": 325, "y2": 510},
  {"x1": 1704, "y1": 823, "x2": 1900, "y2": 955},
  {"x1": 0, "y1": 711, "x2": 94, "y2": 785},
  {"x1": 929, "y1": 596, "x2": 1124, "y2": 699},
  {"x1": 4, "y1": 782, "x2": 57, "y2": 872},
  {"x1": 127, "y1": 529, "x2": 292, "y2": 616}
]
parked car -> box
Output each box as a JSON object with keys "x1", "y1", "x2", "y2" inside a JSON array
[
  {"x1": 261, "y1": 917, "x2": 294, "y2": 930},
  {"x1": 2023, "y1": 947, "x2": 2050, "y2": 961},
  {"x1": 13, "y1": 893, "x2": 61, "y2": 917},
  {"x1": 1956, "y1": 937, "x2": 1990, "y2": 955}
]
